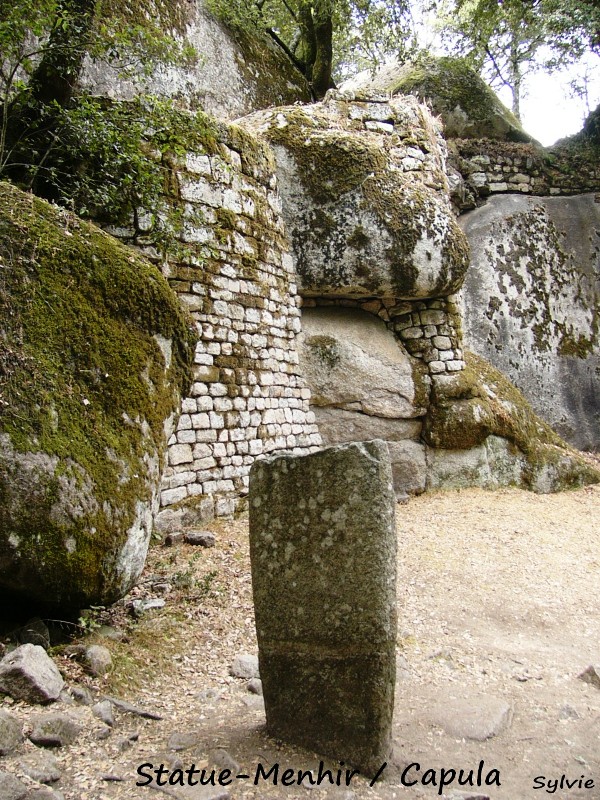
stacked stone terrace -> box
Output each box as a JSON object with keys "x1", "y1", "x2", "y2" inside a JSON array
[
  {"x1": 452, "y1": 140, "x2": 600, "y2": 205},
  {"x1": 108, "y1": 119, "x2": 322, "y2": 519}
]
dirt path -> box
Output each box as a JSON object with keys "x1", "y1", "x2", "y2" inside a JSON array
[{"x1": 2, "y1": 485, "x2": 600, "y2": 800}]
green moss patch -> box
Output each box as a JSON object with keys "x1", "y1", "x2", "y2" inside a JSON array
[
  {"x1": 423, "y1": 351, "x2": 599, "y2": 490},
  {"x1": 0, "y1": 182, "x2": 195, "y2": 609},
  {"x1": 391, "y1": 56, "x2": 531, "y2": 143}
]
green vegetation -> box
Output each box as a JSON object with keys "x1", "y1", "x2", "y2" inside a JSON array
[
  {"x1": 206, "y1": 0, "x2": 417, "y2": 98},
  {"x1": 436, "y1": 0, "x2": 600, "y2": 120},
  {"x1": 423, "y1": 352, "x2": 599, "y2": 489},
  {"x1": 0, "y1": 182, "x2": 195, "y2": 608}
]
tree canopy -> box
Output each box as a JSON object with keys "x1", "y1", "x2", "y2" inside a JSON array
[
  {"x1": 207, "y1": 0, "x2": 418, "y2": 98},
  {"x1": 436, "y1": 0, "x2": 600, "y2": 119}
]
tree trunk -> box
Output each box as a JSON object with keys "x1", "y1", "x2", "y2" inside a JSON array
[
  {"x1": 28, "y1": 0, "x2": 96, "y2": 109},
  {"x1": 312, "y1": 7, "x2": 334, "y2": 99},
  {"x1": 509, "y1": 35, "x2": 522, "y2": 121},
  {"x1": 296, "y1": 0, "x2": 334, "y2": 100}
]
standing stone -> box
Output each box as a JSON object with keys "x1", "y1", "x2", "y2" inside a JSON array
[{"x1": 249, "y1": 440, "x2": 397, "y2": 776}]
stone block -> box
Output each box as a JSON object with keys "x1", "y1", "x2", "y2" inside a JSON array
[
  {"x1": 249, "y1": 441, "x2": 396, "y2": 775},
  {"x1": 0, "y1": 645, "x2": 64, "y2": 704}
]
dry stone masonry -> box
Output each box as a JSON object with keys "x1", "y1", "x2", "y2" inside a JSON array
[
  {"x1": 106, "y1": 114, "x2": 321, "y2": 523},
  {"x1": 104, "y1": 90, "x2": 598, "y2": 521},
  {"x1": 249, "y1": 441, "x2": 397, "y2": 775}
]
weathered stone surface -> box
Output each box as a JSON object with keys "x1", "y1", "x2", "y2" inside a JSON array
[
  {"x1": 18, "y1": 750, "x2": 61, "y2": 784},
  {"x1": 423, "y1": 355, "x2": 599, "y2": 492},
  {"x1": 29, "y1": 714, "x2": 82, "y2": 747},
  {"x1": 345, "y1": 56, "x2": 532, "y2": 143},
  {"x1": 84, "y1": 645, "x2": 112, "y2": 677},
  {"x1": 240, "y1": 93, "x2": 469, "y2": 300},
  {"x1": 0, "y1": 710, "x2": 22, "y2": 755},
  {"x1": 184, "y1": 531, "x2": 216, "y2": 547},
  {"x1": 387, "y1": 440, "x2": 428, "y2": 497},
  {"x1": 299, "y1": 307, "x2": 421, "y2": 418},
  {"x1": 17, "y1": 619, "x2": 50, "y2": 650},
  {"x1": 229, "y1": 654, "x2": 260, "y2": 680},
  {"x1": 0, "y1": 771, "x2": 28, "y2": 800},
  {"x1": 0, "y1": 645, "x2": 64, "y2": 704},
  {"x1": 92, "y1": 700, "x2": 115, "y2": 727},
  {"x1": 81, "y1": 0, "x2": 310, "y2": 121},
  {"x1": 249, "y1": 441, "x2": 397, "y2": 774},
  {"x1": 460, "y1": 193, "x2": 600, "y2": 451},
  {"x1": 0, "y1": 183, "x2": 194, "y2": 610},
  {"x1": 313, "y1": 407, "x2": 422, "y2": 445}
]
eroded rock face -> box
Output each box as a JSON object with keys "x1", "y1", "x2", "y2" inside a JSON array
[
  {"x1": 460, "y1": 194, "x2": 600, "y2": 450},
  {"x1": 299, "y1": 307, "x2": 423, "y2": 419},
  {"x1": 239, "y1": 92, "x2": 469, "y2": 299},
  {"x1": 299, "y1": 306, "x2": 428, "y2": 496},
  {"x1": 0, "y1": 183, "x2": 194, "y2": 610},
  {"x1": 81, "y1": 0, "x2": 310, "y2": 120}
]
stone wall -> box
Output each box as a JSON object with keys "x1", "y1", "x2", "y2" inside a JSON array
[
  {"x1": 107, "y1": 115, "x2": 321, "y2": 522},
  {"x1": 450, "y1": 139, "x2": 600, "y2": 211}
]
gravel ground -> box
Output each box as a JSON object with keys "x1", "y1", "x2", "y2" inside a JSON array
[{"x1": 2, "y1": 484, "x2": 599, "y2": 800}]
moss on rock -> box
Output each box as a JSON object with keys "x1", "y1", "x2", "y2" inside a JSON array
[
  {"x1": 423, "y1": 351, "x2": 599, "y2": 491},
  {"x1": 240, "y1": 98, "x2": 470, "y2": 299},
  {"x1": 0, "y1": 182, "x2": 195, "y2": 611},
  {"x1": 349, "y1": 55, "x2": 533, "y2": 143}
]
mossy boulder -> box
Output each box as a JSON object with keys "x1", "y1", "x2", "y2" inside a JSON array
[
  {"x1": 0, "y1": 183, "x2": 195, "y2": 611},
  {"x1": 423, "y1": 352, "x2": 600, "y2": 492},
  {"x1": 344, "y1": 56, "x2": 533, "y2": 143},
  {"x1": 240, "y1": 93, "x2": 469, "y2": 299}
]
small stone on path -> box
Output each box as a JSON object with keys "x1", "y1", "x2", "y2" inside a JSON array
[
  {"x1": 103, "y1": 695, "x2": 163, "y2": 719},
  {"x1": 132, "y1": 598, "x2": 166, "y2": 617},
  {"x1": 210, "y1": 748, "x2": 239, "y2": 773},
  {"x1": 246, "y1": 678, "x2": 262, "y2": 695},
  {"x1": 430, "y1": 693, "x2": 513, "y2": 741},
  {"x1": 0, "y1": 709, "x2": 23, "y2": 755},
  {"x1": 84, "y1": 645, "x2": 112, "y2": 676},
  {"x1": 184, "y1": 531, "x2": 215, "y2": 547},
  {"x1": 0, "y1": 771, "x2": 28, "y2": 800},
  {"x1": 0, "y1": 645, "x2": 64, "y2": 704},
  {"x1": 578, "y1": 665, "x2": 600, "y2": 689},
  {"x1": 23, "y1": 788, "x2": 65, "y2": 800},
  {"x1": 92, "y1": 700, "x2": 115, "y2": 726},
  {"x1": 29, "y1": 713, "x2": 82, "y2": 747},
  {"x1": 18, "y1": 750, "x2": 61, "y2": 783},
  {"x1": 69, "y1": 686, "x2": 93, "y2": 705},
  {"x1": 229, "y1": 654, "x2": 259, "y2": 679},
  {"x1": 17, "y1": 618, "x2": 50, "y2": 650},
  {"x1": 168, "y1": 730, "x2": 202, "y2": 750}
]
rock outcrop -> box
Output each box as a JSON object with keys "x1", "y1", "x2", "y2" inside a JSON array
[
  {"x1": 81, "y1": 0, "x2": 310, "y2": 120},
  {"x1": 343, "y1": 55, "x2": 533, "y2": 143},
  {"x1": 460, "y1": 194, "x2": 600, "y2": 451},
  {"x1": 240, "y1": 91, "x2": 470, "y2": 300},
  {"x1": 0, "y1": 183, "x2": 194, "y2": 610}
]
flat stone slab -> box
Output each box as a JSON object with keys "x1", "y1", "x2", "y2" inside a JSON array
[
  {"x1": 249, "y1": 440, "x2": 397, "y2": 775},
  {"x1": 430, "y1": 693, "x2": 513, "y2": 741}
]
